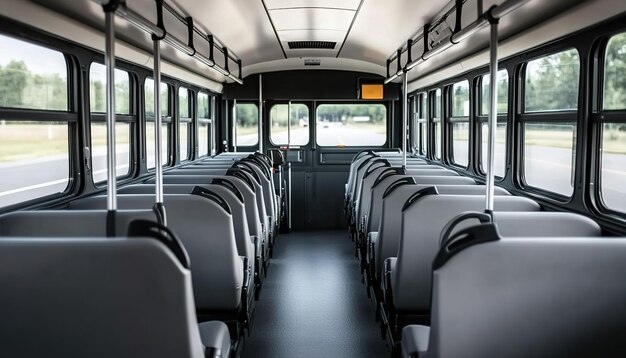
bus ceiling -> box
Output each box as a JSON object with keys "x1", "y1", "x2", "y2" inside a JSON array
[{"x1": 23, "y1": 0, "x2": 624, "y2": 83}]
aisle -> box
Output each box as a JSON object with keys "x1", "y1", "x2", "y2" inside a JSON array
[{"x1": 243, "y1": 230, "x2": 388, "y2": 358}]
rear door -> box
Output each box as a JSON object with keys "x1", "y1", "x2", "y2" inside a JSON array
[{"x1": 265, "y1": 100, "x2": 392, "y2": 230}]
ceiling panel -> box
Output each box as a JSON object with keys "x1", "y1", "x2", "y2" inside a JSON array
[
  {"x1": 278, "y1": 29, "x2": 346, "y2": 43},
  {"x1": 265, "y1": 0, "x2": 361, "y2": 10},
  {"x1": 270, "y1": 8, "x2": 355, "y2": 31},
  {"x1": 169, "y1": 0, "x2": 284, "y2": 65},
  {"x1": 339, "y1": 0, "x2": 443, "y2": 64}
]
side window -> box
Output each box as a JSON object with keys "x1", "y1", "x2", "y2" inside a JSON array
[
  {"x1": 269, "y1": 103, "x2": 309, "y2": 145},
  {"x1": 411, "y1": 96, "x2": 419, "y2": 154},
  {"x1": 197, "y1": 92, "x2": 211, "y2": 157},
  {"x1": 479, "y1": 70, "x2": 509, "y2": 178},
  {"x1": 432, "y1": 89, "x2": 442, "y2": 160},
  {"x1": 0, "y1": 34, "x2": 71, "y2": 208},
  {"x1": 178, "y1": 87, "x2": 191, "y2": 161},
  {"x1": 600, "y1": 32, "x2": 626, "y2": 213},
  {"x1": 145, "y1": 79, "x2": 171, "y2": 169},
  {"x1": 525, "y1": 49, "x2": 580, "y2": 112},
  {"x1": 450, "y1": 80, "x2": 469, "y2": 167},
  {"x1": 419, "y1": 93, "x2": 428, "y2": 155},
  {"x1": 89, "y1": 63, "x2": 132, "y2": 184},
  {"x1": 235, "y1": 103, "x2": 259, "y2": 147},
  {"x1": 522, "y1": 49, "x2": 580, "y2": 196}
]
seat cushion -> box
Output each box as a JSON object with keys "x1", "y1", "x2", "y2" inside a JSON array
[
  {"x1": 401, "y1": 325, "x2": 430, "y2": 357},
  {"x1": 199, "y1": 321, "x2": 231, "y2": 358}
]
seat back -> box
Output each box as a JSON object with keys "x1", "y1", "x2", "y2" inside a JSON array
[
  {"x1": 355, "y1": 167, "x2": 452, "y2": 230},
  {"x1": 374, "y1": 184, "x2": 508, "y2": 278},
  {"x1": 69, "y1": 194, "x2": 244, "y2": 312},
  {"x1": 0, "y1": 235, "x2": 205, "y2": 358},
  {"x1": 427, "y1": 227, "x2": 624, "y2": 357},
  {"x1": 120, "y1": 182, "x2": 262, "y2": 244},
  {"x1": 356, "y1": 167, "x2": 455, "y2": 232},
  {"x1": 351, "y1": 160, "x2": 432, "y2": 210},
  {"x1": 394, "y1": 194, "x2": 541, "y2": 313},
  {"x1": 155, "y1": 173, "x2": 269, "y2": 238}
]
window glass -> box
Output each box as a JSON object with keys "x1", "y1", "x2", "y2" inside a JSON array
[
  {"x1": 235, "y1": 103, "x2": 259, "y2": 147},
  {"x1": 198, "y1": 121, "x2": 210, "y2": 156},
  {"x1": 316, "y1": 104, "x2": 387, "y2": 146},
  {"x1": 524, "y1": 123, "x2": 575, "y2": 196},
  {"x1": 433, "y1": 89, "x2": 442, "y2": 118},
  {"x1": 412, "y1": 97, "x2": 419, "y2": 153},
  {"x1": 480, "y1": 70, "x2": 509, "y2": 115},
  {"x1": 89, "y1": 63, "x2": 130, "y2": 114},
  {"x1": 144, "y1": 79, "x2": 170, "y2": 117},
  {"x1": 604, "y1": 32, "x2": 626, "y2": 110},
  {"x1": 451, "y1": 81, "x2": 470, "y2": 117},
  {"x1": 419, "y1": 92, "x2": 428, "y2": 155},
  {"x1": 434, "y1": 122, "x2": 441, "y2": 159},
  {"x1": 89, "y1": 64, "x2": 132, "y2": 183},
  {"x1": 433, "y1": 89, "x2": 442, "y2": 159},
  {"x1": 197, "y1": 93, "x2": 210, "y2": 157},
  {"x1": 451, "y1": 122, "x2": 469, "y2": 167},
  {"x1": 0, "y1": 121, "x2": 69, "y2": 207},
  {"x1": 91, "y1": 122, "x2": 131, "y2": 183},
  {"x1": 146, "y1": 123, "x2": 169, "y2": 169},
  {"x1": 420, "y1": 122, "x2": 428, "y2": 155},
  {"x1": 420, "y1": 93, "x2": 428, "y2": 119},
  {"x1": 270, "y1": 103, "x2": 309, "y2": 145},
  {"x1": 198, "y1": 93, "x2": 210, "y2": 119},
  {"x1": 178, "y1": 87, "x2": 189, "y2": 118},
  {"x1": 480, "y1": 122, "x2": 507, "y2": 178},
  {"x1": 600, "y1": 123, "x2": 626, "y2": 213},
  {"x1": 145, "y1": 80, "x2": 169, "y2": 168},
  {"x1": 0, "y1": 34, "x2": 68, "y2": 110},
  {"x1": 525, "y1": 49, "x2": 580, "y2": 112},
  {"x1": 180, "y1": 122, "x2": 189, "y2": 161},
  {"x1": 178, "y1": 88, "x2": 190, "y2": 161}
]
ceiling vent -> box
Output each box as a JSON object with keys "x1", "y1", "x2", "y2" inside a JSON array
[
  {"x1": 288, "y1": 41, "x2": 336, "y2": 50},
  {"x1": 304, "y1": 58, "x2": 321, "y2": 66}
]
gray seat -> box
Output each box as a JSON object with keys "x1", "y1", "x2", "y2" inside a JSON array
[
  {"x1": 367, "y1": 175, "x2": 508, "y2": 242},
  {"x1": 118, "y1": 183, "x2": 263, "y2": 293},
  {"x1": 178, "y1": 162, "x2": 278, "y2": 242},
  {"x1": 0, "y1": 211, "x2": 231, "y2": 358},
  {"x1": 354, "y1": 167, "x2": 452, "y2": 236},
  {"x1": 152, "y1": 172, "x2": 271, "y2": 257},
  {"x1": 403, "y1": 219, "x2": 618, "y2": 358},
  {"x1": 381, "y1": 193, "x2": 540, "y2": 348},
  {"x1": 370, "y1": 184, "x2": 510, "y2": 284},
  {"x1": 392, "y1": 194, "x2": 540, "y2": 311},
  {"x1": 351, "y1": 162, "x2": 436, "y2": 224},
  {"x1": 68, "y1": 194, "x2": 250, "y2": 339},
  {"x1": 346, "y1": 153, "x2": 422, "y2": 202}
]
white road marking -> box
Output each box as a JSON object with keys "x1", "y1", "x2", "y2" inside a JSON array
[{"x1": 0, "y1": 178, "x2": 67, "y2": 197}]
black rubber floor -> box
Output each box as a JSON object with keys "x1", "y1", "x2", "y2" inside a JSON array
[{"x1": 242, "y1": 230, "x2": 389, "y2": 358}]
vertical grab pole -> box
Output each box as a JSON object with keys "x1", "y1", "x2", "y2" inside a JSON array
[
  {"x1": 233, "y1": 99, "x2": 238, "y2": 152},
  {"x1": 287, "y1": 100, "x2": 292, "y2": 150},
  {"x1": 105, "y1": 10, "x2": 117, "y2": 213},
  {"x1": 153, "y1": 37, "x2": 167, "y2": 225},
  {"x1": 259, "y1": 74, "x2": 263, "y2": 153},
  {"x1": 485, "y1": 13, "x2": 499, "y2": 214},
  {"x1": 402, "y1": 72, "x2": 408, "y2": 167},
  {"x1": 287, "y1": 100, "x2": 292, "y2": 231},
  {"x1": 211, "y1": 96, "x2": 216, "y2": 156},
  {"x1": 288, "y1": 162, "x2": 292, "y2": 231}
]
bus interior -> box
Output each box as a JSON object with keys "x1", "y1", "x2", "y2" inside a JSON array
[{"x1": 1, "y1": 0, "x2": 626, "y2": 357}]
